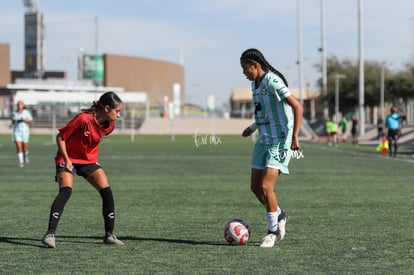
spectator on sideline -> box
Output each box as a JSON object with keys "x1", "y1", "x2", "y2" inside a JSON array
[
  {"x1": 350, "y1": 115, "x2": 358, "y2": 146},
  {"x1": 377, "y1": 117, "x2": 384, "y2": 140},
  {"x1": 325, "y1": 117, "x2": 338, "y2": 146},
  {"x1": 338, "y1": 116, "x2": 348, "y2": 143}
]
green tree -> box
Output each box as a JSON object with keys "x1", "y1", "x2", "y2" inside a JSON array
[
  {"x1": 316, "y1": 56, "x2": 396, "y2": 120},
  {"x1": 386, "y1": 63, "x2": 414, "y2": 111},
  {"x1": 315, "y1": 55, "x2": 414, "y2": 122}
]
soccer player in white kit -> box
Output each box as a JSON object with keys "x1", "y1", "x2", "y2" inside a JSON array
[
  {"x1": 11, "y1": 100, "x2": 33, "y2": 167},
  {"x1": 240, "y1": 48, "x2": 303, "y2": 248}
]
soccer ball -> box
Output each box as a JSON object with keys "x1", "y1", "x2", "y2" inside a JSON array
[{"x1": 224, "y1": 219, "x2": 251, "y2": 245}]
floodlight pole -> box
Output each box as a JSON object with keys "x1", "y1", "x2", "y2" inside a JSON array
[
  {"x1": 380, "y1": 63, "x2": 385, "y2": 120},
  {"x1": 358, "y1": 0, "x2": 365, "y2": 135},
  {"x1": 95, "y1": 16, "x2": 99, "y2": 55},
  {"x1": 334, "y1": 74, "x2": 346, "y2": 122},
  {"x1": 296, "y1": 0, "x2": 304, "y2": 105},
  {"x1": 94, "y1": 16, "x2": 99, "y2": 88},
  {"x1": 320, "y1": 0, "x2": 328, "y2": 119}
]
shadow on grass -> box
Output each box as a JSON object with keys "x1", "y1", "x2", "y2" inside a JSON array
[
  {"x1": 0, "y1": 235, "x2": 102, "y2": 248},
  {"x1": 121, "y1": 236, "x2": 229, "y2": 246},
  {"x1": 0, "y1": 235, "x2": 231, "y2": 247},
  {"x1": 0, "y1": 236, "x2": 45, "y2": 248}
]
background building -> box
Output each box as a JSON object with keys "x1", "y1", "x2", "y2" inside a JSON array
[
  {"x1": 229, "y1": 87, "x2": 320, "y2": 121},
  {"x1": 103, "y1": 54, "x2": 184, "y2": 107},
  {"x1": 0, "y1": 43, "x2": 11, "y2": 86}
]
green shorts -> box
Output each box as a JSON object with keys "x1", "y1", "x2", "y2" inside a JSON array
[{"x1": 251, "y1": 142, "x2": 292, "y2": 174}]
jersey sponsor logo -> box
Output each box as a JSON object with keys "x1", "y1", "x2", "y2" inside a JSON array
[{"x1": 254, "y1": 102, "x2": 262, "y2": 115}]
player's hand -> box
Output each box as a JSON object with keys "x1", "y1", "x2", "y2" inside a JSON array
[
  {"x1": 291, "y1": 136, "x2": 300, "y2": 151},
  {"x1": 65, "y1": 160, "x2": 73, "y2": 172},
  {"x1": 242, "y1": 127, "x2": 253, "y2": 137}
]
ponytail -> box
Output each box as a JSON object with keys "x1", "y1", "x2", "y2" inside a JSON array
[
  {"x1": 82, "y1": 91, "x2": 122, "y2": 114},
  {"x1": 240, "y1": 48, "x2": 289, "y2": 87}
]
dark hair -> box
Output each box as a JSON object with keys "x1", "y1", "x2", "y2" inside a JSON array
[
  {"x1": 82, "y1": 91, "x2": 122, "y2": 113},
  {"x1": 240, "y1": 48, "x2": 289, "y2": 87}
]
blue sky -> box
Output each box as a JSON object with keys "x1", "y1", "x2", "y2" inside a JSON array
[{"x1": 1, "y1": 0, "x2": 414, "y2": 107}]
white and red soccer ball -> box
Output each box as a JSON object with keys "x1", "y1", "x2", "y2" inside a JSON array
[{"x1": 224, "y1": 219, "x2": 251, "y2": 245}]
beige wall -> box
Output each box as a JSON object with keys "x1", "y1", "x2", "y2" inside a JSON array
[
  {"x1": 0, "y1": 43, "x2": 11, "y2": 86},
  {"x1": 104, "y1": 54, "x2": 185, "y2": 106}
]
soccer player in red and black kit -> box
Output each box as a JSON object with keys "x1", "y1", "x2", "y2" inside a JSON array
[{"x1": 42, "y1": 91, "x2": 124, "y2": 248}]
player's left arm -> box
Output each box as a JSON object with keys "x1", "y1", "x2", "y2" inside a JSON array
[
  {"x1": 285, "y1": 95, "x2": 303, "y2": 151},
  {"x1": 24, "y1": 118, "x2": 33, "y2": 124},
  {"x1": 23, "y1": 110, "x2": 33, "y2": 125}
]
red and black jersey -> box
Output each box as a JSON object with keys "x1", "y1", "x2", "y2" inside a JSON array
[{"x1": 55, "y1": 112, "x2": 114, "y2": 164}]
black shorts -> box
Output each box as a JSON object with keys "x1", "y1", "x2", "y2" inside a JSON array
[
  {"x1": 55, "y1": 162, "x2": 101, "y2": 182},
  {"x1": 388, "y1": 129, "x2": 400, "y2": 140},
  {"x1": 351, "y1": 128, "x2": 357, "y2": 135}
]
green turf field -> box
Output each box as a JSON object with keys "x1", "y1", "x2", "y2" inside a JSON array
[{"x1": 0, "y1": 134, "x2": 413, "y2": 274}]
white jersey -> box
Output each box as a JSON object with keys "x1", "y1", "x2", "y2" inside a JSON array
[
  {"x1": 251, "y1": 72, "x2": 294, "y2": 145},
  {"x1": 12, "y1": 109, "x2": 33, "y2": 135}
]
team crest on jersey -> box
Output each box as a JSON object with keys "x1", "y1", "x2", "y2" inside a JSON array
[{"x1": 260, "y1": 86, "x2": 268, "y2": 95}]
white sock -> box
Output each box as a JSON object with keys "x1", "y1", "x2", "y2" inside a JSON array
[
  {"x1": 17, "y1": 152, "x2": 24, "y2": 164},
  {"x1": 266, "y1": 207, "x2": 282, "y2": 233},
  {"x1": 24, "y1": 151, "x2": 29, "y2": 162}
]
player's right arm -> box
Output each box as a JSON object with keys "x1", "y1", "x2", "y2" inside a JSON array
[
  {"x1": 242, "y1": 122, "x2": 257, "y2": 137},
  {"x1": 56, "y1": 132, "x2": 73, "y2": 172}
]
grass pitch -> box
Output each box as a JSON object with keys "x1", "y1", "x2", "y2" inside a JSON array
[{"x1": 0, "y1": 134, "x2": 413, "y2": 274}]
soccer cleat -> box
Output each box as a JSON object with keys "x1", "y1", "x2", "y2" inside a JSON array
[
  {"x1": 276, "y1": 210, "x2": 288, "y2": 244},
  {"x1": 103, "y1": 234, "x2": 124, "y2": 246},
  {"x1": 260, "y1": 233, "x2": 277, "y2": 248},
  {"x1": 42, "y1": 234, "x2": 56, "y2": 248}
]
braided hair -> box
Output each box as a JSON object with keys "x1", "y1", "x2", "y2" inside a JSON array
[
  {"x1": 240, "y1": 48, "x2": 289, "y2": 87},
  {"x1": 82, "y1": 91, "x2": 122, "y2": 114}
]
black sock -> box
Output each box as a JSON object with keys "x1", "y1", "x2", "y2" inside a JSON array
[
  {"x1": 46, "y1": 187, "x2": 72, "y2": 235},
  {"x1": 99, "y1": 187, "x2": 115, "y2": 235},
  {"x1": 388, "y1": 139, "x2": 393, "y2": 156}
]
